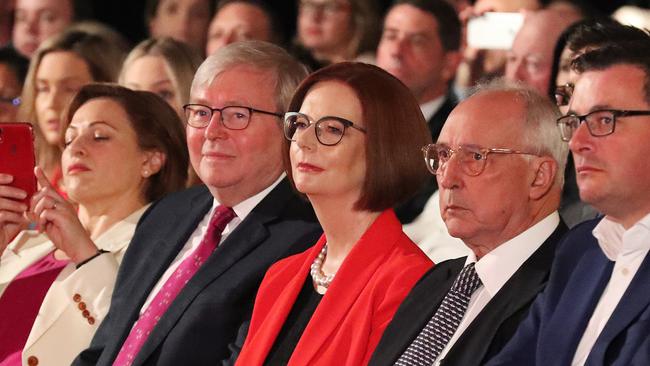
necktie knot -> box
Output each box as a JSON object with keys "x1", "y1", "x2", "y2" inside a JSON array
[
  {"x1": 451, "y1": 262, "x2": 482, "y2": 295},
  {"x1": 206, "y1": 206, "x2": 236, "y2": 243}
]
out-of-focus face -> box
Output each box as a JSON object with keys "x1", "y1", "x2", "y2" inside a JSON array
[
  {"x1": 62, "y1": 98, "x2": 150, "y2": 206},
  {"x1": 437, "y1": 91, "x2": 539, "y2": 249},
  {"x1": 35, "y1": 51, "x2": 93, "y2": 145},
  {"x1": 290, "y1": 81, "x2": 366, "y2": 204},
  {"x1": 567, "y1": 65, "x2": 650, "y2": 228},
  {"x1": 149, "y1": 0, "x2": 212, "y2": 53},
  {"x1": 297, "y1": 0, "x2": 353, "y2": 59},
  {"x1": 12, "y1": 0, "x2": 73, "y2": 58},
  {"x1": 122, "y1": 55, "x2": 183, "y2": 117},
  {"x1": 0, "y1": 64, "x2": 22, "y2": 122},
  {"x1": 205, "y1": 2, "x2": 272, "y2": 56},
  {"x1": 505, "y1": 18, "x2": 555, "y2": 94},
  {"x1": 186, "y1": 65, "x2": 284, "y2": 206},
  {"x1": 377, "y1": 4, "x2": 455, "y2": 103},
  {"x1": 505, "y1": 10, "x2": 576, "y2": 95},
  {"x1": 554, "y1": 46, "x2": 580, "y2": 114}
]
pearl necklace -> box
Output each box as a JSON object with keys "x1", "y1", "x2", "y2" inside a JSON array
[{"x1": 310, "y1": 244, "x2": 335, "y2": 288}]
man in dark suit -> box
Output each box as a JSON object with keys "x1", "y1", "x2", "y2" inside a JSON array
[
  {"x1": 73, "y1": 41, "x2": 322, "y2": 366},
  {"x1": 487, "y1": 40, "x2": 650, "y2": 366},
  {"x1": 369, "y1": 79, "x2": 569, "y2": 366},
  {"x1": 376, "y1": 0, "x2": 462, "y2": 224}
]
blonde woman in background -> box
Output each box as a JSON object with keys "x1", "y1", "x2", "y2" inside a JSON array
[
  {"x1": 18, "y1": 27, "x2": 126, "y2": 192},
  {"x1": 120, "y1": 37, "x2": 203, "y2": 186}
]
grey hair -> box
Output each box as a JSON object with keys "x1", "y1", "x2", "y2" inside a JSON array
[
  {"x1": 469, "y1": 77, "x2": 569, "y2": 187},
  {"x1": 191, "y1": 40, "x2": 308, "y2": 113}
]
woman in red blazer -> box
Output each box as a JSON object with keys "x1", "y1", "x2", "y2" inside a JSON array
[{"x1": 235, "y1": 62, "x2": 434, "y2": 365}]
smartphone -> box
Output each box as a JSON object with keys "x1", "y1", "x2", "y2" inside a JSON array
[
  {"x1": 467, "y1": 12, "x2": 524, "y2": 50},
  {"x1": 0, "y1": 123, "x2": 37, "y2": 205}
]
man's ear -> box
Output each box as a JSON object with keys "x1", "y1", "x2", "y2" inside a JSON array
[
  {"x1": 529, "y1": 156, "x2": 557, "y2": 200},
  {"x1": 141, "y1": 151, "x2": 166, "y2": 178}
]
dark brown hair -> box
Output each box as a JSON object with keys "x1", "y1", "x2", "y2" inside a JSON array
[
  {"x1": 64, "y1": 83, "x2": 188, "y2": 202},
  {"x1": 284, "y1": 62, "x2": 431, "y2": 211}
]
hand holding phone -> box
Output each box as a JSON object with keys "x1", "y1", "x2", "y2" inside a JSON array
[
  {"x1": 0, "y1": 123, "x2": 37, "y2": 206},
  {"x1": 467, "y1": 12, "x2": 524, "y2": 50}
]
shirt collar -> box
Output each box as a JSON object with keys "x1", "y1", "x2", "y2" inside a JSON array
[
  {"x1": 420, "y1": 95, "x2": 447, "y2": 122},
  {"x1": 466, "y1": 212, "x2": 560, "y2": 297},
  {"x1": 213, "y1": 173, "x2": 285, "y2": 221},
  {"x1": 593, "y1": 212, "x2": 650, "y2": 261}
]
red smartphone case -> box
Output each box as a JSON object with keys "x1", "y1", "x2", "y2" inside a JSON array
[{"x1": 0, "y1": 123, "x2": 37, "y2": 205}]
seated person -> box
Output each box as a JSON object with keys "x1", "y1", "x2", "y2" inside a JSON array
[{"x1": 0, "y1": 83, "x2": 188, "y2": 365}]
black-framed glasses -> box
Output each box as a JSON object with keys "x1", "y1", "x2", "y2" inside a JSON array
[
  {"x1": 556, "y1": 109, "x2": 650, "y2": 142},
  {"x1": 182, "y1": 103, "x2": 282, "y2": 129},
  {"x1": 284, "y1": 112, "x2": 366, "y2": 146},
  {"x1": 422, "y1": 143, "x2": 539, "y2": 176},
  {"x1": 0, "y1": 96, "x2": 21, "y2": 106},
  {"x1": 554, "y1": 83, "x2": 574, "y2": 107}
]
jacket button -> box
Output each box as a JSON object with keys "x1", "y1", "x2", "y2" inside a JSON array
[
  {"x1": 73, "y1": 294, "x2": 81, "y2": 302},
  {"x1": 27, "y1": 356, "x2": 38, "y2": 366},
  {"x1": 82, "y1": 310, "x2": 90, "y2": 318},
  {"x1": 87, "y1": 317, "x2": 95, "y2": 325},
  {"x1": 78, "y1": 302, "x2": 87, "y2": 310}
]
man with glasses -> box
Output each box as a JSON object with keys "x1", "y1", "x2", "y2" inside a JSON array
[
  {"x1": 369, "y1": 78, "x2": 568, "y2": 366},
  {"x1": 74, "y1": 41, "x2": 322, "y2": 366},
  {"x1": 487, "y1": 40, "x2": 650, "y2": 365}
]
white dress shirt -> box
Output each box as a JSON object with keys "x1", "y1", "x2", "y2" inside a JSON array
[
  {"x1": 571, "y1": 212, "x2": 650, "y2": 366},
  {"x1": 140, "y1": 175, "x2": 284, "y2": 313},
  {"x1": 434, "y1": 212, "x2": 561, "y2": 365},
  {"x1": 420, "y1": 95, "x2": 446, "y2": 124}
]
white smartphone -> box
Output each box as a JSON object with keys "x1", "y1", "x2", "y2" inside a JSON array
[{"x1": 467, "y1": 12, "x2": 524, "y2": 50}]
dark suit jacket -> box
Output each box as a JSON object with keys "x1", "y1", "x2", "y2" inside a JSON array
[
  {"x1": 395, "y1": 96, "x2": 456, "y2": 224},
  {"x1": 73, "y1": 180, "x2": 322, "y2": 366},
  {"x1": 235, "y1": 210, "x2": 433, "y2": 365},
  {"x1": 487, "y1": 217, "x2": 650, "y2": 366},
  {"x1": 369, "y1": 220, "x2": 568, "y2": 366}
]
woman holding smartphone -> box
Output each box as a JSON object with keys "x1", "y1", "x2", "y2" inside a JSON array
[
  {"x1": 235, "y1": 62, "x2": 433, "y2": 365},
  {"x1": 0, "y1": 84, "x2": 188, "y2": 365}
]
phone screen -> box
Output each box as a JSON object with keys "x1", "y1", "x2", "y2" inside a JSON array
[
  {"x1": 0, "y1": 123, "x2": 37, "y2": 205},
  {"x1": 467, "y1": 12, "x2": 524, "y2": 50}
]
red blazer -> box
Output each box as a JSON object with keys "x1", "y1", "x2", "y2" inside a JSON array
[{"x1": 236, "y1": 210, "x2": 433, "y2": 366}]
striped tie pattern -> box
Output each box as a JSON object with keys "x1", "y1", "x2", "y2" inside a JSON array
[{"x1": 395, "y1": 262, "x2": 482, "y2": 366}]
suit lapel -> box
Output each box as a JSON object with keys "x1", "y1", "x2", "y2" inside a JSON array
[
  {"x1": 246, "y1": 240, "x2": 323, "y2": 364},
  {"x1": 442, "y1": 222, "x2": 568, "y2": 365},
  {"x1": 587, "y1": 250, "x2": 650, "y2": 364},
  {"x1": 369, "y1": 258, "x2": 464, "y2": 365},
  {"x1": 545, "y1": 244, "x2": 614, "y2": 365},
  {"x1": 133, "y1": 181, "x2": 294, "y2": 365},
  {"x1": 291, "y1": 211, "x2": 423, "y2": 364},
  {"x1": 107, "y1": 188, "x2": 213, "y2": 361}
]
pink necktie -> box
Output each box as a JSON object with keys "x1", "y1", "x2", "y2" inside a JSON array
[{"x1": 113, "y1": 206, "x2": 236, "y2": 366}]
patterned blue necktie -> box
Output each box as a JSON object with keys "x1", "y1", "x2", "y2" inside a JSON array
[{"x1": 395, "y1": 262, "x2": 483, "y2": 366}]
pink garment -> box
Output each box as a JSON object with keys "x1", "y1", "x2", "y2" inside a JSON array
[
  {"x1": 0, "y1": 251, "x2": 69, "y2": 364},
  {"x1": 113, "y1": 206, "x2": 235, "y2": 366}
]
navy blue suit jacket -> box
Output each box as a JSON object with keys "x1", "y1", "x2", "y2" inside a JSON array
[
  {"x1": 73, "y1": 181, "x2": 322, "y2": 366},
  {"x1": 488, "y1": 217, "x2": 650, "y2": 365}
]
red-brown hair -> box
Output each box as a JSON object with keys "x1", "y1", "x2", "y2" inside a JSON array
[{"x1": 284, "y1": 62, "x2": 431, "y2": 211}]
